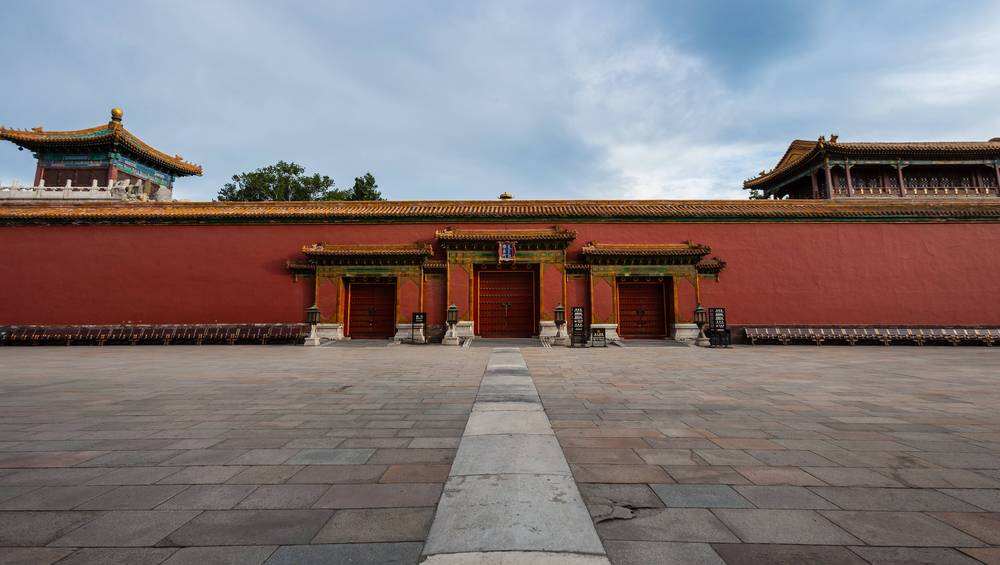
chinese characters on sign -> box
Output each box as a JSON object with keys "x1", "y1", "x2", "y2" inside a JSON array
[
  {"x1": 498, "y1": 241, "x2": 516, "y2": 262},
  {"x1": 571, "y1": 306, "x2": 586, "y2": 346}
]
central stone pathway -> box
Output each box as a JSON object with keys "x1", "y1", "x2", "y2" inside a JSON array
[{"x1": 423, "y1": 348, "x2": 609, "y2": 564}]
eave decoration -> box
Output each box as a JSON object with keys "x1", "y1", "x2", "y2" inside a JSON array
[
  {"x1": 581, "y1": 241, "x2": 726, "y2": 281},
  {"x1": 0, "y1": 108, "x2": 203, "y2": 177},
  {"x1": 435, "y1": 226, "x2": 576, "y2": 251}
]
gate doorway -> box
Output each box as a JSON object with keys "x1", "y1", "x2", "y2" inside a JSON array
[
  {"x1": 477, "y1": 270, "x2": 536, "y2": 338},
  {"x1": 617, "y1": 279, "x2": 670, "y2": 339},
  {"x1": 347, "y1": 281, "x2": 396, "y2": 339}
]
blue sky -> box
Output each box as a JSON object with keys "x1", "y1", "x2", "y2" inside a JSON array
[{"x1": 2, "y1": 1, "x2": 999, "y2": 201}]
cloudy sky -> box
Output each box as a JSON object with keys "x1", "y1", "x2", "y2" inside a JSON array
[{"x1": 2, "y1": 1, "x2": 999, "y2": 201}]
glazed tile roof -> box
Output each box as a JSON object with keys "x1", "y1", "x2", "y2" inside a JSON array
[
  {"x1": 302, "y1": 243, "x2": 433, "y2": 257},
  {"x1": 2, "y1": 199, "x2": 1000, "y2": 224},
  {"x1": 0, "y1": 109, "x2": 202, "y2": 177},
  {"x1": 745, "y1": 137, "x2": 1000, "y2": 189},
  {"x1": 435, "y1": 227, "x2": 577, "y2": 241}
]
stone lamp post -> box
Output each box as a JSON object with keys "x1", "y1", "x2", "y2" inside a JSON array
[
  {"x1": 693, "y1": 304, "x2": 711, "y2": 347},
  {"x1": 304, "y1": 304, "x2": 322, "y2": 347},
  {"x1": 443, "y1": 304, "x2": 460, "y2": 345},
  {"x1": 553, "y1": 304, "x2": 569, "y2": 346}
]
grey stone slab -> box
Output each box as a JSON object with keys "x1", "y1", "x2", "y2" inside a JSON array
[
  {"x1": 596, "y1": 508, "x2": 739, "y2": 543},
  {"x1": 809, "y1": 487, "x2": 979, "y2": 511},
  {"x1": 849, "y1": 546, "x2": 983, "y2": 565},
  {"x1": 315, "y1": 483, "x2": 441, "y2": 508},
  {"x1": 0, "y1": 511, "x2": 99, "y2": 546},
  {"x1": 162, "y1": 545, "x2": 277, "y2": 565},
  {"x1": 86, "y1": 466, "x2": 181, "y2": 485},
  {"x1": 650, "y1": 485, "x2": 754, "y2": 508},
  {"x1": 938, "y1": 488, "x2": 1000, "y2": 511},
  {"x1": 733, "y1": 486, "x2": 840, "y2": 509},
  {"x1": 50, "y1": 510, "x2": 200, "y2": 547},
  {"x1": 285, "y1": 448, "x2": 375, "y2": 465},
  {"x1": 634, "y1": 449, "x2": 699, "y2": 466},
  {"x1": 236, "y1": 484, "x2": 329, "y2": 509},
  {"x1": 425, "y1": 473, "x2": 603, "y2": 554},
  {"x1": 79, "y1": 450, "x2": 182, "y2": 467},
  {"x1": 56, "y1": 547, "x2": 178, "y2": 565},
  {"x1": 604, "y1": 541, "x2": 725, "y2": 565},
  {"x1": 0, "y1": 467, "x2": 110, "y2": 486},
  {"x1": 77, "y1": 484, "x2": 187, "y2": 510},
  {"x1": 0, "y1": 487, "x2": 37, "y2": 504},
  {"x1": 579, "y1": 484, "x2": 664, "y2": 510},
  {"x1": 821, "y1": 510, "x2": 986, "y2": 546},
  {"x1": 227, "y1": 449, "x2": 299, "y2": 465},
  {"x1": 313, "y1": 507, "x2": 435, "y2": 543},
  {"x1": 713, "y1": 509, "x2": 861, "y2": 544},
  {"x1": 694, "y1": 449, "x2": 762, "y2": 466},
  {"x1": 0, "y1": 485, "x2": 113, "y2": 510},
  {"x1": 710, "y1": 544, "x2": 868, "y2": 565},
  {"x1": 160, "y1": 449, "x2": 247, "y2": 466},
  {"x1": 472, "y1": 402, "x2": 542, "y2": 412},
  {"x1": 464, "y1": 411, "x2": 553, "y2": 436},
  {"x1": 800, "y1": 467, "x2": 902, "y2": 487},
  {"x1": 887, "y1": 468, "x2": 1000, "y2": 488},
  {"x1": 0, "y1": 548, "x2": 75, "y2": 565},
  {"x1": 156, "y1": 484, "x2": 257, "y2": 510},
  {"x1": 264, "y1": 543, "x2": 423, "y2": 565},
  {"x1": 164, "y1": 509, "x2": 333, "y2": 546},
  {"x1": 745, "y1": 450, "x2": 838, "y2": 467},
  {"x1": 226, "y1": 465, "x2": 304, "y2": 485},
  {"x1": 451, "y1": 434, "x2": 569, "y2": 476},
  {"x1": 156, "y1": 466, "x2": 245, "y2": 484}
]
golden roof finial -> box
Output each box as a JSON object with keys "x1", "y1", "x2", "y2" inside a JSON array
[
  {"x1": 111, "y1": 107, "x2": 124, "y2": 122},
  {"x1": 499, "y1": 191, "x2": 513, "y2": 200}
]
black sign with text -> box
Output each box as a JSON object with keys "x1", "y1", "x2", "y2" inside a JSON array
[{"x1": 571, "y1": 307, "x2": 586, "y2": 346}]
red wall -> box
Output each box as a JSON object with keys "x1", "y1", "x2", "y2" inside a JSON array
[{"x1": 2, "y1": 221, "x2": 999, "y2": 326}]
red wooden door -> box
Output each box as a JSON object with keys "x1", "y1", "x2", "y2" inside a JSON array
[
  {"x1": 618, "y1": 282, "x2": 667, "y2": 338},
  {"x1": 348, "y1": 283, "x2": 396, "y2": 339},
  {"x1": 478, "y1": 271, "x2": 535, "y2": 338}
]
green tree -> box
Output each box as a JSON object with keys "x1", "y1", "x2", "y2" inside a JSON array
[
  {"x1": 217, "y1": 161, "x2": 347, "y2": 201},
  {"x1": 748, "y1": 188, "x2": 768, "y2": 200},
  {"x1": 348, "y1": 172, "x2": 383, "y2": 201}
]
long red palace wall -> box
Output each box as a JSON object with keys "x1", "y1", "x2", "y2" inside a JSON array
[{"x1": 3, "y1": 221, "x2": 1000, "y2": 327}]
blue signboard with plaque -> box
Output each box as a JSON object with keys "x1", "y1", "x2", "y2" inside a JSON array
[{"x1": 498, "y1": 241, "x2": 516, "y2": 262}]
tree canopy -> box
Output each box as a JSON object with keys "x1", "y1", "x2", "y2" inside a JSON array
[{"x1": 216, "y1": 161, "x2": 384, "y2": 201}]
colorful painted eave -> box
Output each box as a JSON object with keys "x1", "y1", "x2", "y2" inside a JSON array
[
  {"x1": 744, "y1": 138, "x2": 1000, "y2": 189},
  {"x1": 2, "y1": 199, "x2": 1000, "y2": 225},
  {"x1": 581, "y1": 242, "x2": 710, "y2": 257},
  {"x1": 0, "y1": 117, "x2": 202, "y2": 177},
  {"x1": 302, "y1": 243, "x2": 433, "y2": 257}
]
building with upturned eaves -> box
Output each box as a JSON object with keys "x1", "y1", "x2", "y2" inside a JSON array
[
  {"x1": 745, "y1": 135, "x2": 1000, "y2": 199},
  {"x1": 0, "y1": 108, "x2": 201, "y2": 201}
]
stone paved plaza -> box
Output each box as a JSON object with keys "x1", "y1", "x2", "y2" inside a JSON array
[{"x1": 0, "y1": 344, "x2": 997, "y2": 564}]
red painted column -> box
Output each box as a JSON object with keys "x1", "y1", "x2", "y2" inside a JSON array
[
  {"x1": 33, "y1": 164, "x2": 44, "y2": 186},
  {"x1": 897, "y1": 165, "x2": 906, "y2": 197},
  {"x1": 540, "y1": 263, "x2": 563, "y2": 321},
  {"x1": 316, "y1": 276, "x2": 340, "y2": 324},
  {"x1": 824, "y1": 158, "x2": 834, "y2": 199},
  {"x1": 845, "y1": 161, "x2": 855, "y2": 197},
  {"x1": 810, "y1": 170, "x2": 819, "y2": 199},
  {"x1": 994, "y1": 161, "x2": 1000, "y2": 196}
]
